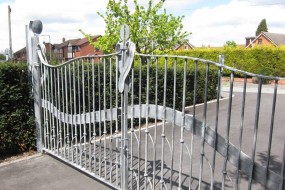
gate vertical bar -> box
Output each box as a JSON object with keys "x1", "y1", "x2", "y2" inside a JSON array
[
  {"x1": 265, "y1": 80, "x2": 278, "y2": 189},
  {"x1": 280, "y1": 140, "x2": 285, "y2": 190},
  {"x1": 235, "y1": 76, "x2": 247, "y2": 189},
  {"x1": 198, "y1": 62, "x2": 210, "y2": 189},
  {"x1": 117, "y1": 24, "x2": 135, "y2": 190},
  {"x1": 221, "y1": 71, "x2": 234, "y2": 190},
  {"x1": 27, "y1": 20, "x2": 43, "y2": 152},
  {"x1": 189, "y1": 60, "x2": 198, "y2": 189},
  {"x1": 120, "y1": 27, "x2": 129, "y2": 190},
  {"x1": 248, "y1": 78, "x2": 262, "y2": 190}
]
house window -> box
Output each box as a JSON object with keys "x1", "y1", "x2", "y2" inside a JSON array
[
  {"x1": 68, "y1": 45, "x2": 72, "y2": 53},
  {"x1": 184, "y1": 44, "x2": 188, "y2": 50},
  {"x1": 76, "y1": 46, "x2": 80, "y2": 52},
  {"x1": 258, "y1": 39, "x2": 262, "y2": 45},
  {"x1": 58, "y1": 49, "x2": 63, "y2": 58}
]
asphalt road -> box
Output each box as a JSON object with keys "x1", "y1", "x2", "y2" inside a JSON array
[
  {"x1": 0, "y1": 154, "x2": 113, "y2": 190},
  {"x1": 124, "y1": 90, "x2": 285, "y2": 189}
]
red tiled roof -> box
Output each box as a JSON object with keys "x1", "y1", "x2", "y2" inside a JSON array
[{"x1": 74, "y1": 35, "x2": 101, "y2": 46}]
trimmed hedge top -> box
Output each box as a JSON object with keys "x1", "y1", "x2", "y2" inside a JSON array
[{"x1": 172, "y1": 46, "x2": 285, "y2": 77}]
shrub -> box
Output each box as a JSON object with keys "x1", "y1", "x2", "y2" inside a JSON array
[
  {"x1": 0, "y1": 57, "x2": 218, "y2": 156},
  {"x1": 60, "y1": 58, "x2": 218, "y2": 113},
  {"x1": 132, "y1": 58, "x2": 218, "y2": 110},
  {"x1": 0, "y1": 62, "x2": 35, "y2": 156},
  {"x1": 43, "y1": 58, "x2": 218, "y2": 136},
  {"x1": 173, "y1": 46, "x2": 285, "y2": 77}
]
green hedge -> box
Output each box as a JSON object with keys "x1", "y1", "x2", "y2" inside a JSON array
[
  {"x1": 41, "y1": 59, "x2": 218, "y2": 137},
  {"x1": 132, "y1": 59, "x2": 218, "y2": 110},
  {"x1": 2, "y1": 47, "x2": 282, "y2": 155},
  {"x1": 0, "y1": 63, "x2": 35, "y2": 156},
  {"x1": 78, "y1": 59, "x2": 218, "y2": 112},
  {"x1": 173, "y1": 46, "x2": 285, "y2": 77},
  {"x1": 0, "y1": 59, "x2": 218, "y2": 156},
  {"x1": 63, "y1": 59, "x2": 218, "y2": 112}
]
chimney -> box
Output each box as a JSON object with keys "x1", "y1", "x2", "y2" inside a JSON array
[
  {"x1": 62, "y1": 37, "x2": 65, "y2": 42},
  {"x1": 245, "y1": 37, "x2": 255, "y2": 47}
]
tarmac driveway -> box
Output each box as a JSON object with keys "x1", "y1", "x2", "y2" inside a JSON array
[{"x1": 1, "y1": 84, "x2": 284, "y2": 190}]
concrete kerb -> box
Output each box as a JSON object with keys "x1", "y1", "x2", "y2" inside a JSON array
[
  {"x1": 222, "y1": 79, "x2": 285, "y2": 94},
  {"x1": 0, "y1": 153, "x2": 43, "y2": 168}
]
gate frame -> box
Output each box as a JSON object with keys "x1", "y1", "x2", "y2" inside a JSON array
[
  {"x1": 27, "y1": 20, "x2": 135, "y2": 189},
  {"x1": 27, "y1": 20, "x2": 43, "y2": 153},
  {"x1": 27, "y1": 20, "x2": 285, "y2": 190}
]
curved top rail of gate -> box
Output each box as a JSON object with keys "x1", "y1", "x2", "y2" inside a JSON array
[
  {"x1": 37, "y1": 44, "x2": 284, "y2": 81},
  {"x1": 136, "y1": 53, "x2": 285, "y2": 81},
  {"x1": 28, "y1": 21, "x2": 285, "y2": 190}
]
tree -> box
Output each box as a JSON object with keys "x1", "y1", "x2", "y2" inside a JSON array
[
  {"x1": 0, "y1": 54, "x2": 6, "y2": 60},
  {"x1": 81, "y1": 0, "x2": 190, "y2": 54},
  {"x1": 225, "y1": 40, "x2": 237, "y2": 48},
  {"x1": 255, "y1": 18, "x2": 268, "y2": 36}
]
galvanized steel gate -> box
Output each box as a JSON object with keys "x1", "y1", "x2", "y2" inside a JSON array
[{"x1": 27, "y1": 21, "x2": 285, "y2": 190}]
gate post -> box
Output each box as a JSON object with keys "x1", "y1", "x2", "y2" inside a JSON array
[
  {"x1": 117, "y1": 24, "x2": 135, "y2": 190},
  {"x1": 219, "y1": 54, "x2": 225, "y2": 99},
  {"x1": 27, "y1": 20, "x2": 43, "y2": 152}
]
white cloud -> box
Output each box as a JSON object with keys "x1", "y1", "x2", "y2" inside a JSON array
[
  {"x1": 133, "y1": 0, "x2": 200, "y2": 11},
  {"x1": 162, "y1": 0, "x2": 200, "y2": 9},
  {"x1": 1, "y1": 0, "x2": 285, "y2": 52},
  {"x1": 238, "y1": 0, "x2": 285, "y2": 4},
  {"x1": 185, "y1": 0, "x2": 285, "y2": 47},
  {"x1": 0, "y1": 0, "x2": 108, "y2": 52}
]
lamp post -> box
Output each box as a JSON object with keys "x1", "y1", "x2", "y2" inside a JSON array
[
  {"x1": 42, "y1": 34, "x2": 51, "y2": 62},
  {"x1": 8, "y1": 5, "x2": 13, "y2": 59}
]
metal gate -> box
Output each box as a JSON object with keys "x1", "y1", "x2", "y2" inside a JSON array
[{"x1": 27, "y1": 20, "x2": 285, "y2": 190}]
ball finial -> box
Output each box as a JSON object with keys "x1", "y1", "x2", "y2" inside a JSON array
[{"x1": 29, "y1": 20, "x2": 43, "y2": 34}]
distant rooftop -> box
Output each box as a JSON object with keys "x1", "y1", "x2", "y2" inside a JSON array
[{"x1": 262, "y1": 32, "x2": 285, "y2": 46}]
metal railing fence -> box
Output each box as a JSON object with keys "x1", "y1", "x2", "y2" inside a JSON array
[{"x1": 27, "y1": 21, "x2": 285, "y2": 190}]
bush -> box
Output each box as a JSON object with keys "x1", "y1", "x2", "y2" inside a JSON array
[
  {"x1": 173, "y1": 46, "x2": 285, "y2": 77},
  {"x1": 0, "y1": 62, "x2": 35, "y2": 156},
  {"x1": 59, "y1": 58, "x2": 218, "y2": 113},
  {"x1": 132, "y1": 58, "x2": 218, "y2": 110},
  {"x1": 43, "y1": 58, "x2": 218, "y2": 137},
  {"x1": 0, "y1": 57, "x2": 218, "y2": 156},
  {"x1": 0, "y1": 54, "x2": 6, "y2": 61}
]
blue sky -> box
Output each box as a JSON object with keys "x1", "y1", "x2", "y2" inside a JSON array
[{"x1": 0, "y1": 0, "x2": 285, "y2": 52}]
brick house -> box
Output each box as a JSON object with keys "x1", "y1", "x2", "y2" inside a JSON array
[
  {"x1": 174, "y1": 40, "x2": 195, "y2": 50},
  {"x1": 53, "y1": 38, "x2": 80, "y2": 61},
  {"x1": 14, "y1": 43, "x2": 52, "y2": 62},
  {"x1": 74, "y1": 35, "x2": 102, "y2": 57},
  {"x1": 246, "y1": 32, "x2": 285, "y2": 48},
  {"x1": 53, "y1": 35, "x2": 102, "y2": 61},
  {"x1": 13, "y1": 47, "x2": 26, "y2": 62}
]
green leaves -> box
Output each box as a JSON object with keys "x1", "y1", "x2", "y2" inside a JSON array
[
  {"x1": 0, "y1": 63, "x2": 35, "y2": 156},
  {"x1": 256, "y1": 18, "x2": 268, "y2": 36},
  {"x1": 225, "y1": 41, "x2": 237, "y2": 48},
  {"x1": 83, "y1": 0, "x2": 190, "y2": 54},
  {"x1": 0, "y1": 54, "x2": 6, "y2": 60},
  {"x1": 171, "y1": 46, "x2": 285, "y2": 77}
]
